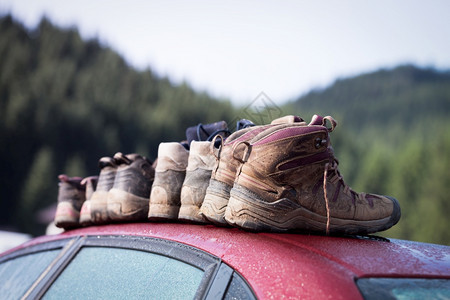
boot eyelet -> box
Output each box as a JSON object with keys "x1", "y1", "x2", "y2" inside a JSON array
[
  {"x1": 315, "y1": 138, "x2": 327, "y2": 149},
  {"x1": 315, "y1": 138, "x2": 322, "y2": 148}
]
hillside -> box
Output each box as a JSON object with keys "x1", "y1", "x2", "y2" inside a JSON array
[{"x1": 288, "y1": 65, "x2": 450, "y2": 138}]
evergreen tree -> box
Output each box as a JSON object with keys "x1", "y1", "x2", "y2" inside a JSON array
[{"x1": 17, "y1": 147, "x2": 56, "y2": 235}]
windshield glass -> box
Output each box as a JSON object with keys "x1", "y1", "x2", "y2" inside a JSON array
[
  {"x1": 0, "y1": 249, "x2": 60, "y2": 299},
  {"x1": 357, "y1": 277, "x2": 450, "y2": 299}
]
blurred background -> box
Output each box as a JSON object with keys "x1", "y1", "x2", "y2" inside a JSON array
[{"x1": 0, "y1": 1, "x2": 449, "y2": 245}]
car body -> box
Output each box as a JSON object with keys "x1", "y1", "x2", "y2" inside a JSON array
[{"x1": 1, "y1": 222, "x2": 449, "y2": 299}]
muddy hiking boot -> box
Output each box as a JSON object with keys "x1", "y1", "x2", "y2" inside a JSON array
[
  {"x1": 224, "y1": 115, "x2": 401, "y2": 235},
  {"x1": 178, "y1": 119, "x2": 255, "y2": 223},
  {"x1": 107, "y1": 152, "x2": 155, "y2": 222},
  {"x1": 149, "y1": 121, "x2": 230, "y2": 221},
  {"x1": 79, "y1": 176, "x2": 99, "y2": 226},
  {"x1": 149, "y1": 142, "x2": 190, "y2": 221},
  {"x1": 178, "y1": 141, "x2": 219, "y2": 223},
  {"x1": 90, "y1": 157, "x2": 118, "y2": 224},
  {"x1": 200, "y1": 115, "x2": 306, "y2": 226},
  {"x1": 54, "y1": 175, "x2": 86, "y2": 229}
]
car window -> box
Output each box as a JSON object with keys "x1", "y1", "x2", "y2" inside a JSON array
[
  {"x1": 43, "y1": 246, "x2": 204, "y2": 299},
  {"x1": 356, "y1": 278, "x2": 450, "y2": 300},
  {"x1": 0, "y1": 235, "x2": 256, "y2": 299},
  {"x1": 224, "y1": 272, "x2": 255, "y2": 300},
  {"x1": 0, "y1": 249, "x2": 61, "y2": 299}
]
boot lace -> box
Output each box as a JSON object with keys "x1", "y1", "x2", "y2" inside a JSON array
[{"x1": 323, "y1": 159, "x2": 358, "y2": 235}]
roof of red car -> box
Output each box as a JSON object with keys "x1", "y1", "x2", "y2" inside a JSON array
[{"x1": 6, "y1": 223, "x2": 450, "y2": 299}]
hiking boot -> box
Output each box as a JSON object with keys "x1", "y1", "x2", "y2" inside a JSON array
[
  {"x1": 107, "y1": 152, "x2": 154, "y2": 222},
  {"x1": 224, "y1": 115, "x2": 401, "y2": 235},
  {"x1": 148, "y1": 143, "x2": 190, "y2": 220},
  {"x1": 178, "y1": 141, "x2": 216, "y2": 223},
  {"x1": 178, "y1": 119, "x2": 253, "y2": 223},
  {"x1": 54, "y1": 175, "x2": 85, "y2": 229},
  {"x1": 91, "y1": 157, "x2": 117, "y2": 224},
  {"x1": 200, "y1": 115, "x2": 306, "y2": 226},
  {"x1": 79, "y1": 176, "x2": 99, "y2": 226},
  {"x1": 149, "y1": 121, "x2": 231, "y2": 221}
]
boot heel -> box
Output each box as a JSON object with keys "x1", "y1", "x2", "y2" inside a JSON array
[
  {"x1": 225, "y1": 184, "x2": 300, "y2": 232},
  {"x1": 200, "y1": 179, "x2": 232, "y2": 226}
]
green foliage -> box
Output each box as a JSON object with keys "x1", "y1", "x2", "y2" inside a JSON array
[{"x1": 17, "y1": 147, "x2": 56, "y2": 235}]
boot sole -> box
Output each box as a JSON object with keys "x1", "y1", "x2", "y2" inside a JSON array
[
  {"x1": 225, "y1": 184, "x2": 401, "y2": 235},
  {"x1": 107, "y1": 188, "x2": 149, "y2": 222},
  {"x1": 90, "y1": 191, "x2": 110, "y2": 224},
  {"x1": 179, "y1": 183, "x2": 208, "y2": 223},
  {"x1": 200, "y1": 179, "x2": 232, "y2": 226},
  {"x1": 148, "y1": 204, "x2": 180, "y2": 221},
  {"x1": 179, "y1": 168, "x2": 212, "y2": 223},
  {"x1": 178, "y1": 204, "x2": 208, "y2": 223},
  {"x1": 54, "y1": 202, "x2": 80, "y2": 229},
  {"x1": 148, "y1": 184, "x2": 181, "y2": 221},
  {"x1": 79, "y1": 200, "x2": 92, "y2": 226}
]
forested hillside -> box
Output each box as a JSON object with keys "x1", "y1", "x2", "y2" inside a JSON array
[
  {"x1": 1, "y1": 14, "x2": 449, "y2": 245},
  {"x1": 288, "y1": 65, "x2": 450, "y2": 137},
  {"x1": 286, "y1": 66, "x2": 450, "y2": 245}
]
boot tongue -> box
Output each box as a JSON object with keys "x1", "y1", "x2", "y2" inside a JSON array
[
  {"x1": 236, "y1": 119, "x2": 255, "y2": 130},
  {"x1": 81, "y1": 176, "x2": 99, "y2": 188},
  {"x1": 113, "y1": 152, "x2": 147, "y2": 165},
  {"x1": 58, "y1": 174, "x2": 69, "y2": 182},
  {"x1": 309, "y1": 115, "x2": 324, "y2": 125},
  {"x1": 185, "y1": 120, "x2": 230, "y2": 144},
  {"x1": 98, "y1": 157, "x2": 117, "y2": 169},
  {"x1": 270, "y1": 115, "x2": 304, "y2": 124},
  {"x1": 113, "y1": 152, "x2": 133, "y2": 165},
  {"x1": 308, "y1": 115, "x2": 338, "y2": 131},
  {"x1": 58, "y1": 174, "x2": 84, "y2": 189},
  {"x1": 81, "y1": 176, "x2": 99, "y2": 199}
]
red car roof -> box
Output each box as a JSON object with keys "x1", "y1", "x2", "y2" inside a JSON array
[{"x1": 6, "y1": 223, "x2": 450, "y2": 299}]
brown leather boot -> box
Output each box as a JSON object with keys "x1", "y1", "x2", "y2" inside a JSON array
[
  {"x1": 148, "y1": 143, "x2": 190, "y2": 220},
  {"x1": 150, "y1": 120, "x2": 231, "y2": 221},
  {"x1": 90, "y1": 157, "x2": 117, "y2": 224},
  {"x1": 54, "y1": 175, "x2": 85, "y2": 229},
  {"x1": 200, "y1": 116, "x2": 306, "y2": 226},
  {"x1": 179, "y1": 141, "x2": 216, "y2": 223},
  {"x1": 225, "y1": 115, "x2": 401, "y2": 235},
  {"x1": 107, "y1": 153, "x2": 155, "y2": 222},
  {"x1": 79, "y1": 176, "x2": 98, "y2": 226}
]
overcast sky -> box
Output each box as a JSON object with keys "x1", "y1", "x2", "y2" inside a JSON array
[{"x1": 1, "y1": 0, "x2": 450, "y2": 105}]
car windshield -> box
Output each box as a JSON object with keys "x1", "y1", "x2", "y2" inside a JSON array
[{"x1": 357, "y1": 278, "x2": 450, "y2": 300}]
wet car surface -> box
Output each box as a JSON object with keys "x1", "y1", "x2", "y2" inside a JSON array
[{"x1": 1, "y1": 223, "x2": 449, "y2": 299}]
